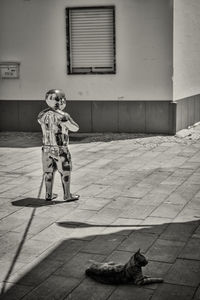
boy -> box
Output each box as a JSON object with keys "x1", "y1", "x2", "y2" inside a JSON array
[{"x1": 38, "y1": 89, "x2": 79, "y2": 201}]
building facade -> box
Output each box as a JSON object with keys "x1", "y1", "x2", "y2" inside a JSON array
[{"x1": 0, "y1": 0, "x2": 200, "y2": 133}]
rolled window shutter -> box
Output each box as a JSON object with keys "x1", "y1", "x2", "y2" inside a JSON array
[{"x1": 67, "y1": 7, "x2": 115, "y2": 74}]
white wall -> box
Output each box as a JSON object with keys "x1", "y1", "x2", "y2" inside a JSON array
[
  {"x1": 173, "y1": 0, "x2": 200, "y2": 100},
  {"x1": 0, "y1": 0, "x2": 173, "y2": 101}
]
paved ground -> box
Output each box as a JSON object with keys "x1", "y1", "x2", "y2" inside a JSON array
[{"x1": 0, "y1": 126, "x2": 200, "y2": 300}]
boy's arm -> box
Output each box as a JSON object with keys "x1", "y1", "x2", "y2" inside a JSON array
[
  {"x1": 65, "y1": 117, "x2": 79, "y2": 132},
  {"x1": 56, "y1": 109, "x2": 79, "y2": 132}
]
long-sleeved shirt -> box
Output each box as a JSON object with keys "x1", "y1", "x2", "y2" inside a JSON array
[{"x1": 38, "y1": 108, "x2": 79, "y2": 147}]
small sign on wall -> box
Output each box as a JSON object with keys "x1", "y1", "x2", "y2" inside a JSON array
[{"x1": 0, "y1": 62, "x2": 20, "y2": 79}]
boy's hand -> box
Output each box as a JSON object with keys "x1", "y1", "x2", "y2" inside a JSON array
[
  {"x1": 54, "y1": 109, "x2": 70, "y2": 121},
  {"x1": 61, "y1": 114, "x2": 70, "y2": 122}
]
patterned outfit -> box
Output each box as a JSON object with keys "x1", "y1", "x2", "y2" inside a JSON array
[
  {"x1": 38, "y1": 106, "x2": 79, "y2": 201},
  {"x1": 38, "y1": 109, "x2": 72, "y2": 176}
]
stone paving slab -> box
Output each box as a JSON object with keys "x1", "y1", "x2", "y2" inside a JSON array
[
  {"x1": 22, "y1": 275, "x2": 80, "y2": 300},
  {"x1": 150, "y1": 283, "x2": 196, "y2": 300},
  {"x1": 165, "y1": 258, "x2": 200, "y2": 287},
  {"x1": 146, "y1": 238, "x2": 185, "y2": 263},
  {"x1": 0, "y1": 130, "x2": 200, "y2": 299},
  {"x1": 65, "y1": 277, "x2": 115, "y2": 300},
  {"x1": 117, "y1": 232, "x2": 158, "y2": 253},
  {"x1": 107, "y1": 285, "x2": 153, "y2": 300}
]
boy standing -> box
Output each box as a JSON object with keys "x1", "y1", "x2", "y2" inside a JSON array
[{"x1": 38, "y1": 89, "x2": 79, "y2": 201}]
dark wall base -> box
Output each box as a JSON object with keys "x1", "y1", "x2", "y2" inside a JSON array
[
  {"x1": 175, "y1": 94, "x2": 200, "y2": 132},
  {"x1": 0, "y1": 100, "x2": 177, "y2": 134},
  {"x1": 1, "y1": 97, "x2": 199, "y2": 133}
]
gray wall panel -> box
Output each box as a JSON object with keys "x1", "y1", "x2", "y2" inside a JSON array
[
  {"x1": 188, "y1": 97, "x2": 195, "y2": 126},
  {"x1": 146, "y1": 101, "x2": 170, "y2": 133},
  {"x1": 194, "y1": 95, "x2": 200, "y2": 124},
  {"x1": 18, "y1": 101, "x2": 41, "y2": 132},
  {"x1": 92, "y1": 101, "x2": 118, "y2": 132},
  {"x1": 0, "y1": 101, "x2": 19, "y2": 131},
  {"x1": 66, "y1": 101, "x2": 92, "y2": 133},
  {"x1": 181, "y1": 99, "x2": 188, "y2": 129},
  {"x1": 118, "y1": 102, "x2": 145, "y2": 132}
]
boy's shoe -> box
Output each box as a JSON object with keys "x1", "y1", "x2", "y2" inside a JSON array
[
  {"x1": 64, "y1": 194, "x2": 80, "y2": 202},
  {"x1": 45, "y1": 193, "x2": 58, "y2": 201}
]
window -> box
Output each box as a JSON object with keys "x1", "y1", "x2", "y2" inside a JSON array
[{"x1": 66, "y1": 6, "x2": 116, "y2": 74}]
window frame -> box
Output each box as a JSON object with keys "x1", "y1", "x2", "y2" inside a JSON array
[{"x1": 66, "y1": 6, "x2": 116, "y2": 75}]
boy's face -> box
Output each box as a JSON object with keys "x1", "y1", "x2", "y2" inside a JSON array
[
  {"x1": 56, "y1": 97, "x2": 66, "y2": 111},
  {"x1": 46, "y1": 93, "x2": 66, "y2": 111}
]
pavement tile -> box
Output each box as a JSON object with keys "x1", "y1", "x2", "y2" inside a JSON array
[
  {"x1": 146, "y1": 239, "x2": 185, "y2": 263},
  {"x1": 172, "y1": 168, "x2": 195, "y2": 178},
  {"x1": 106, "y1": 250, "x2": 134, "y2": 264},
  {"x1": 0, "y1": 231, "x2": 32, "y2": 259},
  {"x1": 180, "y1": 162, "x2": 200, "y2": 170},
  {"x1": 123, "y1": 185, "x2": 153, "y2": 198},
  {"x1": 120, "y1": 204, "x2": 156, "y2": 219},
  {"x1": 95, "y1": 186, "x2": 125, "y2": 199},
  {"x1": 176, "y1": 184, "x2": 200, "y2": 201},
  {"x1": 88, "y1": 207, "x2": 121, "y2": 225},
  {"x1": 150, "y1": 184, "x2": 178, "y2": 196},
  {"x1": 40, "y1": 239, "x2": 87, "y2": 263},
  {"x1": 193, "y1": 224, "x2": 200, "y2": 238},
  {"x1": 8, "y1": 257, "x2": 65, "y2": 286},
  {"x1": 76, "y1": 197, "x2": 111, "y2": 211},
  {"x1": 30, "y1": 222, "x2": 75, "y2": 242},
  {"x1": 8, "y1": 207, "x2": 38, "y2": 220},
  {"x1": 178, "y1": 238, "x2": 200, "y2": 260},
  {"x1": 101, "y1": 217, "x2": 142, "y2": 236},
  {"x1": 144, "y1": 261, "x2": 172, "y2": 282},
  {"x1": 175, "y1": 206, "x2": 200, "y2": 222},
  {"x1": 188, "y1": 199, "x2": 200, "y2": 209},
  {"x1": 21, "y1": 275, "x2": 80, "y2": 300},
  {"x1": 135, "y1": 171, "x2": 171, "y2": 186},
  {"x1": 117, "y1": 232, "x2": 158, "y2": 253},
  {"x1": 0, "y1": 283, "x2": 34, "y2": 300},
  {"x1": 165, "y1": 258, "x2": 200, "y2": 287},
  {"x1": 65, "y1": 277, "x2": 115, "y2": 300},
  {"x1": 11, "y1": 215, "x2": 55, "y2": 236},
  {"x1": 0, "y1": 260, "x2": 25, "y2": 283},
  {"x1": 160, "y1": 175, "x2": 186, "y2": 185},
  {"x1": 107, "y1": 285, "x2": 153, "y2": 300},
  {"x1": 164, "y1": 192, "x2": 189, "y2": 205},
  {"x1": 82, "y1": 234, "x2": 125, "y2": 255},
  {"x1": 0, "y1": 184, "x2": 17, "y2": 194},
  {"x1": 57, "y1": 208, "x2": 96, "y2": 223},
  {"x1": 186, "y1": 173, "x2": 200, "y2": 184},
  {"x1": 78, "y1": 184, "x2": 110, "y2": 197},
  {"x1": 140, "y1": 217, "x2": 171, "y2": 235},
  {"x1": 69, "y1": 224, "x2": 106, "y2": 241},
  {"x1": 138, "y1": 192, "x2": 168, "y2": 206},
  {"x1": 1, "y1": 238, "x2": 56, "y2": 263},
  {"x1": 151, "y1": 283, "x2": 196, "y2": 300},
  {"x1": 150, "y1": 203, "x2": 184, "y2": 219},
  {"x1": 0, "y1": 216, "x2": 28, "y2": 234},
  {"x1": 0, "y1": 210, "x2": 14, "y2": 220},
  {"x1": 160, "y1": 220, "x2": 199, "y2": 242}
]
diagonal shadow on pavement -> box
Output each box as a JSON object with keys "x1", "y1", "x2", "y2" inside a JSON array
[{"x1": 0, "y1": 218, "x2": 199, "y2": 300}]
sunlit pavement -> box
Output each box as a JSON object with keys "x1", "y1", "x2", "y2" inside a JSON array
[{"x1": 0, "y1": 129, "x2": 200, "y2": 300}]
